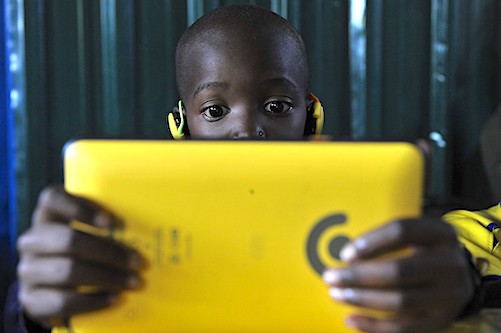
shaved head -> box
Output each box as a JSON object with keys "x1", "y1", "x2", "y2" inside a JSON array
[{"x1": 175, "y1": 4, "x2": 309, "y2": 100}]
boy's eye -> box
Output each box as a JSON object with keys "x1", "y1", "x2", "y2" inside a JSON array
[
  {"x1": 202, "y1": 105, "x2": 230, "y2": 121},
  {"x1": 264, "y1": 101, "x2": 292, "y2": 114}
]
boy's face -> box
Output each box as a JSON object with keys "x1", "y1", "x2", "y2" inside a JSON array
[{"x1": 180, "y1": 26, "x2": 309, "y2": 139}]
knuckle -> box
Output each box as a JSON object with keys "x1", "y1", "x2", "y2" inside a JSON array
[
  {"x1": 388, "y1": 219, "x2": 410, "y2": 241},
  {"x1": 394, "y1": 293, "x2": 407, "y2": 309},
  {"x1": 32, "y1": 186, "x2": 65, "y2": 225},
  {"x1": 19, "y1": 224, "x2": 78, "y2": 254},
  {"x1": 17, "y1": 259, "x2": 33, "y2": 281},
  {"x1": 18, "y1": 287, "x2": 69, "y2": 325},
  {"x1": 48, "y1": 293, "x2": 67, "y2": 315},
  {"x1": 38, "y1": 186, "x2": 61, "y2": 206},
  {"x1": 31, "y1": 207, "x2": 44, "y2": 226},
  {"x1": 388, "y1": 261, "x2": 405, "y2": 281},
  {"x1": 16, "y1": 232, "x2": 32, "y2": 253},
  {"x1": 393, "y1": 293, "x2": 414, "y2": 309},
  {"x1": 17, "y1": 286, "x2": 32, "y2": 308},
  {"x1": 54, "y1": 257, "x2": 76, "y2": 281},
  {"x1": 55, "y1": 227, "x2": 79, "y2": 252}
]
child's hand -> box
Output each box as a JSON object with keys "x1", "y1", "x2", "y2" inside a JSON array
[
  {"x1": 16, "y1": 185, "x2": 143, "y2": 328},
  {"x1": 323, "y1": 218, "x2": 474, "y2": 333}
]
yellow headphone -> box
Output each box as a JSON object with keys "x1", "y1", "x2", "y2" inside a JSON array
[
  {"x1": 305, "y1": 92, "x2": 324, "y2": 136},
  {"x1": 167, "y1": 100, "x2": 186, "y2": 139},
  {"x1": 167, "y1": 93, "x2": 324, "y2": 139}
]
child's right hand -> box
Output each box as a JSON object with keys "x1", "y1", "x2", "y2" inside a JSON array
[{"x1": 16, "y1": 185, "x2": 143, "y2": 329}]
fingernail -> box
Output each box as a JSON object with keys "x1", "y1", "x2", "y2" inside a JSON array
[
  {"x1": 323, "y1": 270, "x2": 341, "y2": 284},
  {"x1": 127, "y1": 275, "x2": 141, "y2": 289},
  {"x1": 345, "y1": 316, "x2": 358, "y2": 329},
  {"x1": 329, "y1": 287, "x2": 355, "y2": 302},
  {"x1": 108, "y1": 293, "x2": 120, "y2": 304},
  {"x1": 354, "y1": 237, "x2": 369, "y2": 250},
  {"x1": 339, "y1": 243, "x2": 357, "y2": 262},
  {"x1": 129, "y1": 253, "x2": 143, "y2": 270},
  {"x1": 329, "y1": 287, "x2": 345, "y2": 301},
  {"x1": 94, "y1": 211, "x2": 112, "y2": 228}
]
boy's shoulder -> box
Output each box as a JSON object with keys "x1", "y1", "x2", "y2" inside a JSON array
[
  {"x1": 443, "y1": 202, "x2": 501, "y2": 227},
  {"x1": 443, "y1": 202, "x2": 501, "y2": 277}
]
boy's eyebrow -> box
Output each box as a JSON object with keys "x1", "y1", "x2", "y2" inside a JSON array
[
  {"x1": 193, "y1": 81, "x2": 229, "y2": 98},
  {"x1": 262, "y1": 77, "x2": 298, "y2": 90},
  {"x1": 192, "y1": 78, "x2": 299, "y2": 99}
]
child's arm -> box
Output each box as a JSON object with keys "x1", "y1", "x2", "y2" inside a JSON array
[
  {"x1": 16, "y1": 185, "x2": 143, "y2": 330},
  {"x1": 323, "y1": 218, "x2": 476, "y2": 333}
]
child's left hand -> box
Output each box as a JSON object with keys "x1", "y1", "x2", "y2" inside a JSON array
[{"x1": 323, "y1": 218, "x2": 475, "y2": 333}]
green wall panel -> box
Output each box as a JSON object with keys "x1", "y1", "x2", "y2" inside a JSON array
[
  {"x1": 449, "y1": 0, "x2": 500, "y2": 205},
  {"x1": 136, "y1": 0, "x2": 186, "y2": 138},
  {"x1": 300, "y1": 0, "x2": 351, "y2": 138},
  {"x1": 381, "y1": 0, "x2": 431, "y2": 139},
  {"x1": 11, "y1": 0, "x2": 501, "y2": 235}
]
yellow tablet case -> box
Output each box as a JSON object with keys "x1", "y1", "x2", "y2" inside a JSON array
[{"x1": 63, "y1": 140, "x2": 423, "y2": 333}]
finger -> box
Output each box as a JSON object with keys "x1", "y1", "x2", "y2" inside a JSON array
[
  {"x1": 17, "y1": 224, "x2": 142, "y2": 271},
  {"x1": 328, "y1": 286, "x2": 462, "y2": 313},
  {"x1": 345, "y1": 312, "x2": 452, "y2": 333},
  {"x1": 340, "y1": 219, "x2": 458, "y2": 262},
  {"x1": 324, "y1": 247, "x2": 467, "y2": 288},
  {"x1": 20, "y1": 287, "x2": 119, "y2": 328},
  {"x1": 18, "y1": 256, "x2": 141, "y2": 290},
  {"x1": 33, "y1": 185, "x2": 115, "y2": 228}
]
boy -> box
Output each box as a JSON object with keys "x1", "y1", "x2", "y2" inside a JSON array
[{"x1": 7, "y1": 4, "x2": 489, "y2": 333}]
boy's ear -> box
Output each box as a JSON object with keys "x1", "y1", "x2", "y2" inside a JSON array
[
  {"x1": 167, "y1": 101, "x2": 189, "y2": 139},
  {"x1": 304, "y1": 93, "x2": 324, "y2": 136}
]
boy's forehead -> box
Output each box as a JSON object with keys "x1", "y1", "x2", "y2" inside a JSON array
[
  {"x1": 194, "y1": 23, "x2": 297, "y2": 53},
  {"x1": 181, "y1": 26, "x2": 307, "y2": 94}
]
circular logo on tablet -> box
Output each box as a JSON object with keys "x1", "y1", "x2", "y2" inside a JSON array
[{"x1": 306, "y1": 213, "x2": 350, "y2": 275}]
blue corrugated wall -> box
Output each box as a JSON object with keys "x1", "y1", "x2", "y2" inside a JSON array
[{"x1": 1, "y1": 0, "x2": 15, "y2": 327}]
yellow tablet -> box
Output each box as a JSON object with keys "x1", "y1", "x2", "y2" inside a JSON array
[{"x1": 63, "y1": 140, "x2": 424, "y2": 333}]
